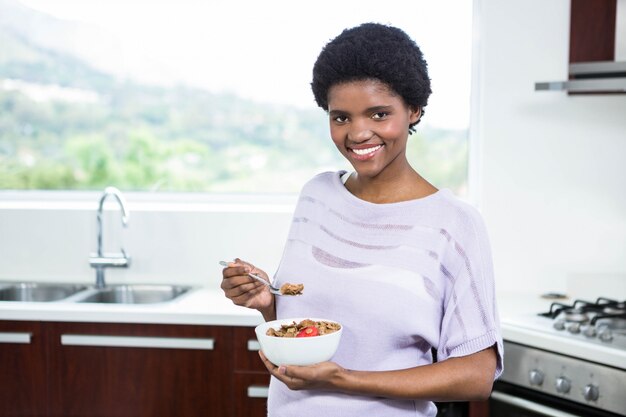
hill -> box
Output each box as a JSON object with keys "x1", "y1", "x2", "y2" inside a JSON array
[{"x1": 0, "y1": 0, "x2": 466, "y2": 193}]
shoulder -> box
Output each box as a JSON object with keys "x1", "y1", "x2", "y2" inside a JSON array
[
  {"x1": 434, "y1": 191, "x2": 489, "y2": 242},
  {"x1": 299, "y1": 171, "x2": 342, "y2": 195}
]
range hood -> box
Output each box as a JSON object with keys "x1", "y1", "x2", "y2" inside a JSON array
[{"x1": 535, "y1": 61, "x2": 626, "y2": 93}]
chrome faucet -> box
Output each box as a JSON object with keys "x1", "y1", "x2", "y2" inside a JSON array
[{"x1": 89, "y1": 187, "x2": 131, "y2": 288}]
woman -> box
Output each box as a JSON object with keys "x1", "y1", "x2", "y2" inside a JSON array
[{"x1": 221, "y1": 22, "x2": 502, "y2": 416}]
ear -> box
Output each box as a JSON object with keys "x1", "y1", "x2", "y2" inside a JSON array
[{"x1": 409, "y1": 106, "x2": 421, "y2": 125}]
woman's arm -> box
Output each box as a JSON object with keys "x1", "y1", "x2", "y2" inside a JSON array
[{"x1": 260, "y1": 345, "x2": 497, "y2": 401}]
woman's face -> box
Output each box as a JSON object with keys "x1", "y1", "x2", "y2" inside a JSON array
[{"x1": 327, "y1": 79, "x2": 420, "y2": 180}]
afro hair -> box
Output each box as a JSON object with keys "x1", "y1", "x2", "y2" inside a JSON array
[{"x1": 311, "y1": 23, "x2": 432, "y2": 131}]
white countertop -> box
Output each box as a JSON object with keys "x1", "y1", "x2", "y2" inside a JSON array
[
  {"x1": 0, "y1": 287, "x2": 264, "y2": 327},
  {"x1": 0, "y1": 288, "x2": 587, "y2": 328}
]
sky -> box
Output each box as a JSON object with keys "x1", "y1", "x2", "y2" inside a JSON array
[{"x1": 19, "y1": 0, "x2": 474, "y2": 129}]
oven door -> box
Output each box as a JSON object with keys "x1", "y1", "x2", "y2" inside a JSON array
[{"x1": 490, "y1": 382, "x2": 624, "y2": 417}]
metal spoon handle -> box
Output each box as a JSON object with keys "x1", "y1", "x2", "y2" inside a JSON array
[{"x1": 247, "y1": 272, "x2": 281, "y2": 293}]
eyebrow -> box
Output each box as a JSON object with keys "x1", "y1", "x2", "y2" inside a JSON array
[{"x1": 329, "y1": 105, "x2": 394, "y2": 116}]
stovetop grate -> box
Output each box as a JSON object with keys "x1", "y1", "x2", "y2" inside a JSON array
[{"x1": 538, "y1": 297, "x2": 625, "y2": 319}]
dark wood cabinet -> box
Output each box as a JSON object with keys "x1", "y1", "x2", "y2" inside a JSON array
[
  {"x1": 0, "y1": 321, "x2": 271, "y2": 417},
  {"x1": 47, "y1": 322, "x2": 232, "y2": 417},
  {"x1": 232, "y1": 326, "x2": 271, "y2": 417},
  {"x1": 0, "y1": 320, "x2": 494, "y2": 416},
  {"x1": 468, "y1": 400, "x2": 489, "y2": 417},
  {"x1": 570, "y1": 0, "x2": 617, "y2": 63},
  {"x1": 0, "y1": 321, "x2": 48, "y2": 417}
]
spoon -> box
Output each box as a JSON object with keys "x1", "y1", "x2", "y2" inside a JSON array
[{"x1": 219, "y1": 261, "x2": 283, "y2": 295}]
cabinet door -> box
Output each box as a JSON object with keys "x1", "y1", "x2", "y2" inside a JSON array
[
  {"x1": 468, "y1": 400, "x2": 489, "y2": 417},
  {"x1": 48, "y1": 322, "x2": 233, "y2": 417},
  {"x1": 233, "y1": 326, "x2": 270, "y2": 417},
  {"x1": 233, "y1": 373, "x2": 271, "y2": 417},
  {"x1": 0, "y1": 321, "x2": 48, "y2": 417}
]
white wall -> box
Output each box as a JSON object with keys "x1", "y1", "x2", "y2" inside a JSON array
[
  {"x1": 476, "y1": 0, "x2": 626, "y2": 297},
  {"x1": 0, "y1": 196, "x2": 294, "y2": 287}
]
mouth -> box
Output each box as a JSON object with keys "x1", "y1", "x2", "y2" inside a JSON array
[{"x1": 348, "y1": 144, "x2": 384, "y2": 161}]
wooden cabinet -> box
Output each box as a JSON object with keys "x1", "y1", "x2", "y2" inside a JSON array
[
  {"x1": 567, "y1": 0, "x2": 624, "y2": 95},
  {"x1": 0, "y1": 321, "x2": 270, "y2": 417},
  {"x1": 47, "y1": 322, "x2": 232, "y2": 417},
  {"x1": 468, "y1": 400, "x2": 489, "y2": 417},
  {"x1": 0, "y1": 320, "x2": 494, "y2": 416},
  {"x1": 570, "y1": 0, "x2": 617, "y2": 63},
  {"x1": 0, "y1": 321, "x2": 48, "y2": 417},
  {"x1": 232, "y1": 326, "x2": 271, "y2": 417}
]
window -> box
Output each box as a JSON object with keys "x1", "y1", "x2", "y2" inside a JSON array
[{"x1": 0, "y1": 0, "x2": 473, "y2": 196}]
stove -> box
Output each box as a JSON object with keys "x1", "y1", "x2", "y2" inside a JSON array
[
  {"x1": 494, "y1": 297, "x2": 626, "y2": 417},
  {"x1": 540, "y1": 297, "x2": 626, "y2": 348}
]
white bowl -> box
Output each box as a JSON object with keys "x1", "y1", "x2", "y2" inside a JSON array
[{"x1": 255, "y1": 317, "x2": 343, "y2": 366}]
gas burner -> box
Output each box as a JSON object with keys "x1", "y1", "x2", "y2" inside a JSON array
[
  {"x1": 540, "y1": 297, "x2": 626, "y2": 342},
  {"x1": 561, "y1": 308, "x2": 589, "y2": 323}
]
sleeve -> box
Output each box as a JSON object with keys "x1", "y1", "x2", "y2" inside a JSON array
[{"x1": 436, "y1": 208, "x2": 503, "y2": 380}]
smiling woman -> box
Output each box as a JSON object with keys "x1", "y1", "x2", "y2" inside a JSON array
[
  {"x1": 0, "y1": 0, "x2": 474, "y2": 195},
  {"x1": 220, "y1": 22, "x2": 501, "y2": 417}
]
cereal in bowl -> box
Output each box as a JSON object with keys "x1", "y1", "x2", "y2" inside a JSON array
[{"x1": 266, "y1": 319, "x2": 341, "y2": 338}]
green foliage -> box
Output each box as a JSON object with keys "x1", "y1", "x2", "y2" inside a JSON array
[{"x1": 0, "y1": 23, "x2": 468, "y2": 194}]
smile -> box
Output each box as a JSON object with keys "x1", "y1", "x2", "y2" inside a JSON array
[{"x1": 350, "y1": 144, "x2": 383, "y2": 157}]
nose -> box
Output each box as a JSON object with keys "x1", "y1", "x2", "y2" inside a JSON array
[{"x1": 347, "y1": 118, "x2": 374, "y2": 143}]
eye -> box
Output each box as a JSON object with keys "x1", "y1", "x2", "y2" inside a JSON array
[
  {"x1": 372, "y1": 112, "x2": 388, "y2": 120},
  {"x1": 332, "y1": 115, "x2": 348, "y2": 123}
]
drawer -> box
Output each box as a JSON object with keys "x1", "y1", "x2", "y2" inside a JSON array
[
  {"x1": 233, "y1": 326, "x2": 267, "y2": 373},
  {"x1": 233, "y1": 373, "x2": 271, "y2": 417}
]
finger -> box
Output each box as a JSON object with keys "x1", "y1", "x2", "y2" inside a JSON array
[
  {"x1": 259, "y1": 350, "x2": 278, "y2": 372},
  {"x1": 276, "y1": 366, "x2": 306, "y2": 390},
  {"x1": 258, "y1": 353, "x2": 306, "y2": 390},
  {"x1": 233, "y1": 258, "x2": 270, "y2": 280},
  {"x1": 229, "y1": 285, "x2": 268, "y2": 306},
  {"x1": 223, "y1": 279, "x2": 265, "y2": 298},
  {"x1": 222, "y1": 281, "x2": 263, "y2": 299},
  {"x1": 222, "y1": 265, "x2": 251, "y2": 279},
  {"x1": 221, "y1": 274, "x2": 263, "y2": 291},
  {"x1": 222, "y1": 272, "x2": 265, "y2": 296},
  {"x1": 234, "y1": 258, "x2": 257, "y2": 272}
]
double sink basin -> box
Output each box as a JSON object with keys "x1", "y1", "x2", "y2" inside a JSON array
[{"x1": 0, "y1": 282, "x2": 193, "y2": 304}]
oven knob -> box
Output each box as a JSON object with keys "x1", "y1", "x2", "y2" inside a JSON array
[
  {"x1": 598, "y1": 328, "x2": 613, "y2": 342},
  {"x1": 529, "y1": 369, "x2": 544, "y2": 386},
  {"x1": 553, "y1": 320, "x2": 566, "y2": 330},
  {"x1": 583, "y1": 384, "x2": 599, "y2": 401},
  {"x1": 555, "y1": 377, "x2": 571, "y2": 394},
  {"x1": 567, "y1": 322, "x2": 581, "y2": 334}
]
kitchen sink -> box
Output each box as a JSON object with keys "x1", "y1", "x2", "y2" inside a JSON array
[
  {"x1": 75, "y1": 284, "x2": 192, "y2": 304},
  {"x1": 0, "y1": 283, "x2": 88, "y2": 302}
]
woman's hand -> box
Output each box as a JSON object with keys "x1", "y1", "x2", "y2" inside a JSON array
[
  {"x1": 259, "y1": 351, "x2": 345, "y2": 391},
  {"x1": 221, "y1": 258, "x2": 275, "y2": 320}
]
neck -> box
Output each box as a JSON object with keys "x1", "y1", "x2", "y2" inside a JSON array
[{"x1": 346, "y1": 166, "x2": 437, "y2": 204}]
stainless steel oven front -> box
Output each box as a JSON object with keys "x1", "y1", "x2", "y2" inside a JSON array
[{"x1": 490, "y1": 341, "x2": 625, "y2": 417}]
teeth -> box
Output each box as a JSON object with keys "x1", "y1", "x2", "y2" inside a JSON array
[{"x1": 352, "y1": 145, "x2": 382, "y2": 155}]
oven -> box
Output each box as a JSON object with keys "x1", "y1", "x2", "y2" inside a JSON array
[
  {"x1": 490, "y1": 342, "x2": 624, "y2": 417},
  {"x1": 494, "y1": 297, "x2": 626, "y2": 417}
]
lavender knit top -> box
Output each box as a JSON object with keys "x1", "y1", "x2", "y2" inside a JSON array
[{"x1": 268, "y1": 171, "x2": 503, "y2": 417}]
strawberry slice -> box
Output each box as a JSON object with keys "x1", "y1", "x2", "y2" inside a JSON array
[{"x1": 296, "y1": 326, "x2": 319, "y2": 337}]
